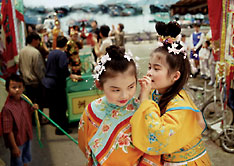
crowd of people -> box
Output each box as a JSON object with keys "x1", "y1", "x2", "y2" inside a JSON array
[{"x1": 0, "y1": 17, "x2": 216, "y2": 166}]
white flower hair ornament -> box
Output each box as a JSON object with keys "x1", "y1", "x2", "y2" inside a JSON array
[
  {"x1": 124, "y1": 50, "x2": 133, "y2": 61},
  {"x1": 93, "y1": 53, "x2": 111, "y2": 81},
  {"x1": 93, "y1": 50, "x2": 135, "y2": 81},
  {"x1": 167, "y1": 42, "x2": 187, "y2": 59}
]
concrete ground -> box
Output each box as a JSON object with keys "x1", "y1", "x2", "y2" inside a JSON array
[{"x1": 1, "y1": 41, "x2": 234, "y2": 166}]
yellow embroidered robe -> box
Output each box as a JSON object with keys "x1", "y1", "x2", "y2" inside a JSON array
[{"x1": 130, "y1": 90, "x2": 211, "y2": 166}]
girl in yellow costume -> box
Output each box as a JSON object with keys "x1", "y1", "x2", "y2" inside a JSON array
[
  {"x1": 78, "y1": 45, "x2": 161, "y2": 166},
  {"x1": 130, "y1": 22, "x2": 211, "y2": 166}
]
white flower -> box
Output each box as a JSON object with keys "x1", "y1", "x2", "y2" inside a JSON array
[
  {"x1": 92, "y1": 73, "x2": 99, "y2": 80},
  {"x1": 172, "y1": 42, "x2": 178, "y2": 48},
  {"x1": 179, "y1": 47, "x2": 185, "y2": 52},
  {"x1": 101, "y1": 53, "x2": 111, "y2": 64},
  {"x1": 124, "y1": 54, "x2": 132, "y2": 61},
  {"x1": 168, "y1": 42, "x2": 186, "y2": 56},
  {"x1": 94, "y1": 65, "x2": 102, "y2": 72},
  {"x1": 168, "y1": 46, "x2": 180, "y2": 54},
  {"x1": 93, "y1": 53, "x2": 111, "y2": 80},
  {"x1": 124, "y1": 50, "x2": 133, "y2": 61}
]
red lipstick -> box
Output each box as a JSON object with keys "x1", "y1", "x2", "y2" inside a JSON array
[{"x1": 119, "y1": 100, "x2": 127, "y2": 104}]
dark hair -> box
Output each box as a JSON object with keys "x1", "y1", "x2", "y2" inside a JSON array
[
  {"x1": 76, "y1": 41, "x2": 83, "y2": 49},
  {"x1": 56, "y1": 36, "x2": 68, "y2": 48},
  {"x1": 205, "y1": 40, "x2": 210, "y2": 47},
  {"x1": 92, "y1": 20, "x2": 98, "y2": 25},
  {"x1": 26, "y1": 32, "x2": 41, "y2": 44},
  {"x1": 181, "y1": 34, "x2": 186, "y2": 38},
  {"x1": 193, "y1": 23, "x2": 201, "y2": 28},
  {"x1": 98, "y1": 45, "x2": 137, "y2": 87},
  {"x1": 154, "y1": 21, "x2": 191, "y2": 115},
  {"x1": 73, "y1": 25, "x2": 80, "y2": 31},
  {"x1": 118, "y1": 23, "x2": 124, "y2": 32},
  {"x1": 155, "y1": 21, "x2": 181, "y2": 38},
  {"x1": 100, "y1": 25, "x2": 110, "y2": 37},
  {"x1": 5, "y1": 74, "x2": 25, "y2": 91}
]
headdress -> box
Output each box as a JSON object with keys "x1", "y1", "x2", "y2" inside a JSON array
[
  {"x1": 93, "y1": 51, "x2": 134, "y2": 81},
  {"x1": 155, "y1": 21, "x2": 186, "y2": 58},
  {"x1": 167, "y1": 41, "x2": 187, "y2": 59},
  {"x1": 160, "y1": 36, "x2": 176, "y2": 44}
]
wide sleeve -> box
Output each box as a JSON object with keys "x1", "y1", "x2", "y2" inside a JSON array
[
  {"x1": 130, "y1": 100, "x2": 192, "y2": 155},
  {"x1": 78, "y1": 107, "x2": 89, "y2": 156}
]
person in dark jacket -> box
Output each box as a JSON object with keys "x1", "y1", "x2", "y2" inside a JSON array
[{"x1": 42, "y1": 36, "x2": 80, "y2": 135}]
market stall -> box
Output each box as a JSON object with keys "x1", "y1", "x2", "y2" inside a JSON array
[{"x1": 66, "y1": 48, "x2": 103, "y2": 123}]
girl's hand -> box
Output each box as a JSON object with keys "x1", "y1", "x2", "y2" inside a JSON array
[
  {"x1": 32, "y1": 104, "x2": 39, "y2": 110},
  {"x1": 12, "y1": 147, "x2": 21, "y2": 157},
  {"x1": 138, "y1": 76, "x2": 152, "y2": 102}
]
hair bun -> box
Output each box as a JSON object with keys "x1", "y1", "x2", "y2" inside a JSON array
[
  {"x1": 167, "y1": 21, "x2": 181, "y2": 38},
  {"x1": 155, "y1": 21, "x2": 181, "y2": 38},
  {"x1": 155, "y1": 22, "x2": 167, "y2": 36},
  {"x1": 106, "y1": 45, "x2": 125, "y2": 60}
]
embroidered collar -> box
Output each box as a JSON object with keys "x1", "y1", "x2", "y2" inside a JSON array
[
  {"x1": 152, "y1": 89, "x2": 162, "y2": 104},
  {"x1": 88, "y1": 96, "x2": 139, "y2": 161}
]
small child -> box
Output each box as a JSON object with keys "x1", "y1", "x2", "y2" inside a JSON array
[
  {"x1": 78, "y1": 45, "x2": 161, "y2": 165},
  {"x1": 199, "y1": 40, "x2": 211, "y2": 79},
  {"x1": 130, "y1": 21, "x2": 211, "y2": 165},
  {"x1": 1, "y1": 74, "x2": 38, "y2": 166},
  {"x1": 189, "y1": 23, "x2": 205, "y2": 77},
  {"x1": 66, "y1": 34, "x2": 83, "y2": 76}
]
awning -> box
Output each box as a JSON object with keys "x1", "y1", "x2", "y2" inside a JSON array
[{"x1": 170, "y1": 0, "x2": 208, "y2": 16}]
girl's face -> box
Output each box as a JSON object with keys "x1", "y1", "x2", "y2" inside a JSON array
[
  {"x1": 147, "y1": 52, "x2": 178, "y2": 94},
  {"x1": 8, "y1": 80, "x2": 24, "y2": 100},
  {"x1": 71, "y1": 33, "x2": 78, "y2": 41},
  {"x1": 101, "y1": 66, "x2": 137, "y2": 107},
  {"x1": 203, "y1": 42, "x2": 208, "y2": 48}
]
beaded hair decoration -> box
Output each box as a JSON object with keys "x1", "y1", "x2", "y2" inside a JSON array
[{"x1": 93, "y1": 50, "x2": 134, "y2": 81}]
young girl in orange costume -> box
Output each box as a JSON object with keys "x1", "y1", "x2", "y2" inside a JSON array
[{"x1": 78, "y1": 45, "x2": 161, "y2": 166}]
